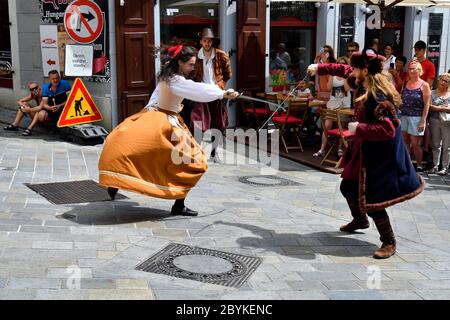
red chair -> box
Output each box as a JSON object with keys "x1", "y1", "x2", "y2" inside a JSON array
[
  {"x1": 272, "y1": 99, "x2": 308, "y2": 153},
  {"x1": 241, "y1": 92, "x2": 273, "y2": 128}
]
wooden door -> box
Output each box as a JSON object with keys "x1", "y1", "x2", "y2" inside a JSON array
[
  {"x1": 237, "y1": 0, "x2": 266, "y2": 94},
  {"x1": 116, "y1": 0, "x2": 155, "y2": 121}
]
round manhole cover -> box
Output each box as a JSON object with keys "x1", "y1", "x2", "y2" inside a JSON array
[
  {"x1": 238, "y1": 175, "x2": 298, "y2": 187},
  {"x1": 173, "y1": 255, "x2": 233, "y2": 274}
]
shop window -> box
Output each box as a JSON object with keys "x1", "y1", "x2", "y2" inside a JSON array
[
  {"x1": 0, "y1": 0, "x2": 13, "y2": 89},
  {"x1": 365, "y1": 6, "x2": 405, "y2": 57},
  {"x1": 270, "y1": 1, "x2": 317, "y2": 90},
  {"x1": 160, "y1": 0, "x2": 219, "y2": 48}
]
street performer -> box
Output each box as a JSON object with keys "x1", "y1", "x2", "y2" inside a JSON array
[
  {"x1": 191, "y1": 28, "x2": 232, "y2": 161},
  {"x1": 308, "y1": 50, "x2": 425, "y2": 259},
  {"x1": 98, "y1": 46, "x2": 239, "y2": 216}
]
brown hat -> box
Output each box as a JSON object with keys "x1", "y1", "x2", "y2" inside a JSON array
[{"x1": 198, "y1": 28, "x2": 219, "y2": 39}]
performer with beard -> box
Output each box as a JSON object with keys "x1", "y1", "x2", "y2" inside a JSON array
[
  {"x1": 308, "y1": 50, "x2": 425, "y2": 259},
  {"x1": 99, "y1": 46, "x2": 239, "y2": 216}
]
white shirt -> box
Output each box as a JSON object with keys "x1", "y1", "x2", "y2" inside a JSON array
[
  {"x1": 198, "y1": 47, "x2": 216, "y2": 85},
  {"x1": 383, "y1": 55, "x2": 396, "y2": 72},
  {"x1": 146, "y1": 75, "x2": 225, "y2": 111}
]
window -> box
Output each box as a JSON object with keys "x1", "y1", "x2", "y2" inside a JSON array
[
  {"x1": 365, "y1": 6, "x2": 405, "y2": 57},
  {"x1": 0, "y1": 0, "x2": 12, "y2": 88},
  {"x1": 160, "y1": 0, "x2": 219, "y2": 48},
  {"x1": 270, "y1": 1, "x2": 317, "y2": 88}
]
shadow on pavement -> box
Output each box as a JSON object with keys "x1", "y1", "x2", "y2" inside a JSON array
[
  {"x1": 215, "y1": 221, "x2": 378, "y2": 259},
  {"x1": 59, "y1": 201, "x2": 171, "y2": 225}
]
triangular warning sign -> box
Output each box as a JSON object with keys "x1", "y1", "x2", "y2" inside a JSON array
[{"x1": 57, "y1": 78, "x2": 103, "y2": 127}]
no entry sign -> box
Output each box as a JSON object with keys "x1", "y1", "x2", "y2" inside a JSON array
[{"x1": 64, "y1": 0, "x2": 103, "y2": 44}]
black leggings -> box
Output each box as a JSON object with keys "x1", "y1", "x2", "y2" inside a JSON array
[{"x1": 340, "y1": 179, "x2": 388, "y2": 220}]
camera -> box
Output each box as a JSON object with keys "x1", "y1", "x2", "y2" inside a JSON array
[{"x1": 416, "y1": 8, "x2": 422, "y2": 14}]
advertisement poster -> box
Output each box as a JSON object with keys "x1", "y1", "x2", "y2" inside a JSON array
[
  {"x1": 428, "y1": 13, "x2": 443, "y2": 88},
  {"x1": 38, "y1": 0, "x2": 110, "y2": 83}
]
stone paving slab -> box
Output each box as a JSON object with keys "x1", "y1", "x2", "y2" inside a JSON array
[{"x1": 1, "y1": 107, "x2": 450, "y2": 299}]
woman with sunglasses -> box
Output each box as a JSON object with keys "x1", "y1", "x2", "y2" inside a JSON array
[
  {"x1": 428, "y1": 73, "x2": 450, "y2": 175},
  {"x1": 3, "y1": 81, "x2": 43, "y2": 134}
]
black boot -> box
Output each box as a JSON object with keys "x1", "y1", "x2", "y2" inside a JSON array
[
  {"x1": 107, "y1": 187, "x2": 118, "y2": 200},
  {"x1": 340, "y1": 198, "x2": 370, "y2": 232},
  {"x1": 171, "y1": 199, "x2": 198, "y2": 216},
  {"x1": 373, "y1": 216, "x2": 396, "y2": 259}
]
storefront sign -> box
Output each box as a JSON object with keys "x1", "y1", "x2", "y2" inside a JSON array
[
  {"x1": 338, "y1": 4, "x2": 355, "y2": 57},
  {"x1": 65, "y1": 44, "x2": 93, "y2": 77},
  {"x1": 428, "y1": 13, "x2": 443, "y2": 87},
  {"x1": 40, "y1": 25, "x2": 60, "y2": 76},
  {"x1": 38, "y1": 0, "x2": 110, "y2": 83}
]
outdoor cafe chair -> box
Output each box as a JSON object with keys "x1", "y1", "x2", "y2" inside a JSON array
[
  {"x1": 240, "y1": 92, "x2": 272, "y2": 128},
  {"x1": 271, "y1": 98, "x2": 308, "y2": 153},
  {"x1": 319, "y1": 107, "x2": 354, "y2": 168}
]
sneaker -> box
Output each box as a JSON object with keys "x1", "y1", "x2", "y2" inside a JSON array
[
  {"x1": 416, "y1": 166, "x2": 424, "y2": 173},
  {"x1": 437, "y1": 169, "x2": 448, "y2": 176},
  {"x1": 313, "y1": 149, "x2": 325, "y2": 157},
  {"x1": 337, "y1": 149, "x2": 344, "y2": 157}
]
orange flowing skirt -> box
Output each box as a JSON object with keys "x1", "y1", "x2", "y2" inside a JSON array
[{"x1": 98, "y1": 109, "x2": 208, "y2": 199}]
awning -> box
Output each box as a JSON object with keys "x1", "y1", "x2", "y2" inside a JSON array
[{"x1": 271, "y1": 0, "x2": 450, "y2": 8}]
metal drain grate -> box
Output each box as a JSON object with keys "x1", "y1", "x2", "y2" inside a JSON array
[
  {"x1": 238, "y1": 175, "x2": 301, "y2": 187},
  {"x1": 136, "y1": 243, "x2": 262, "y2": 288},
  {"x1": 24, "y1": 180, "x2": 127, "y2": 204}
]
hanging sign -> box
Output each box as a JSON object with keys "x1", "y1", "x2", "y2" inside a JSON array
[{"x1": 64, "y1": 0, "x2": 104, "y2": 44}]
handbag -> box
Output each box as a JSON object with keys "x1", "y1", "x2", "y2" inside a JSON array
[{"x1": 439, "y1": 111, "x2": 450, "y2": 122}]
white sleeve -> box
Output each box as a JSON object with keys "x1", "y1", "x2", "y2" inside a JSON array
[
  {"x1": 169, "y1": 76, "x2": 225, "y2": 102},
  {"x1": 146, "y1": 83, "x2": 160, "y2": 109}
]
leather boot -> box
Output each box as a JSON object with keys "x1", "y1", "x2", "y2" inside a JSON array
[
  {"x1": 340, "y1": 198, "x2": 370, "y2": 232},
  {"x1": 373, "y1": 216, "x2": 396, "y2": 259}
]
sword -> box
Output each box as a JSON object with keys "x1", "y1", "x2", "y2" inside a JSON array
[{"x1": 237, "y1": 94, "x2": 285, "y2": 110}]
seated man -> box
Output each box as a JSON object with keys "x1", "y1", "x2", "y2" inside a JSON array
[
  {"x1": 4, "y1": 81, "x2": 43, "y2": 135},
  {"x1": 24, "y1": 70, "x2": 72, "y2": 136}
]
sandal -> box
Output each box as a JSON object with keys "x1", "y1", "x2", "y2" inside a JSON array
[
  {"x1": 22, "y1": 128, "x2": 32, "y2": 136},
  {"x1": 3, "y1": 124, "x2": 18, "y2": 131},
  {"x1": 313, "y1": 149, "x2": 325, "y2": 157}
]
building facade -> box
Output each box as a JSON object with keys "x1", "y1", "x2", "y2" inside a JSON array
[{"x1": 1, "y1": 0, "x2": 450, "y2": 130}]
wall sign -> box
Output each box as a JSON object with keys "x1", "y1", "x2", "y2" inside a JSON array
[
  {"x1": 38, "y1": 0, "x2": 110, "y2": 83},
  {"x1": 64, "y1": 44, "x2": 93, "y2": 77},
  {"x1": 428, "y1": 13, "x2": 443, "y2": 87},
  {"x1": 40, "y1": 25, "x2": 60, "y2": 76},
  {"x1": 338, "y1": 4, "x2": 355, "y2": 58}
]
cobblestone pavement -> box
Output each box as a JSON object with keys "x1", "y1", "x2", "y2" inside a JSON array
[{"x1": 1, "y1": 109, "x2": 450, "y2": 300}]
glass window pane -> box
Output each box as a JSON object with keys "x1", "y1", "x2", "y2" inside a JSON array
[{"x1": 160, "y1": 0, "x2": 219, "y2": 48}]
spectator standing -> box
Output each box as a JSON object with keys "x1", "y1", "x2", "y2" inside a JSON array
[
  {"x1": 412, "y1": 40, "x2": 436, "y2": 87},
  {"x1": 314, "y1": 45, "x2": 336, "y2": 100},
  {"x1": 346, "y1": 42, "x2": 360, "y2": 59},
  {"x1": 383, "y1": 43, "x2": 396, "y2": 72},
  {"x1": 400, "y1": 61, "x2": 431, "y2": 172},
  {"x1": 314, "y1": 56, "x2": 351, "y2": 157},
  {"x1": 389, "y1": 55, "x2": 407, "y2": 93},
  {"x1": 428, "y1": 73, "x2": 450, "y2": 176}
]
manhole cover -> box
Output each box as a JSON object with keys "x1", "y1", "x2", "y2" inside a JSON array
[
  {"x1": 238, "y1": 175, "x2": 301, "y2": 187},
  {"x1": 24, "y1": 180, "x2": 128, "y2": 204},
  {"x1": 136, "y1": 243, "x2": 262, "y2": 288}
]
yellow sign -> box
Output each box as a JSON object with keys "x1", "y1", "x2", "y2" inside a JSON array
[{"x1": 58, "y1": 78, "x2": 103, "y2": 127}]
